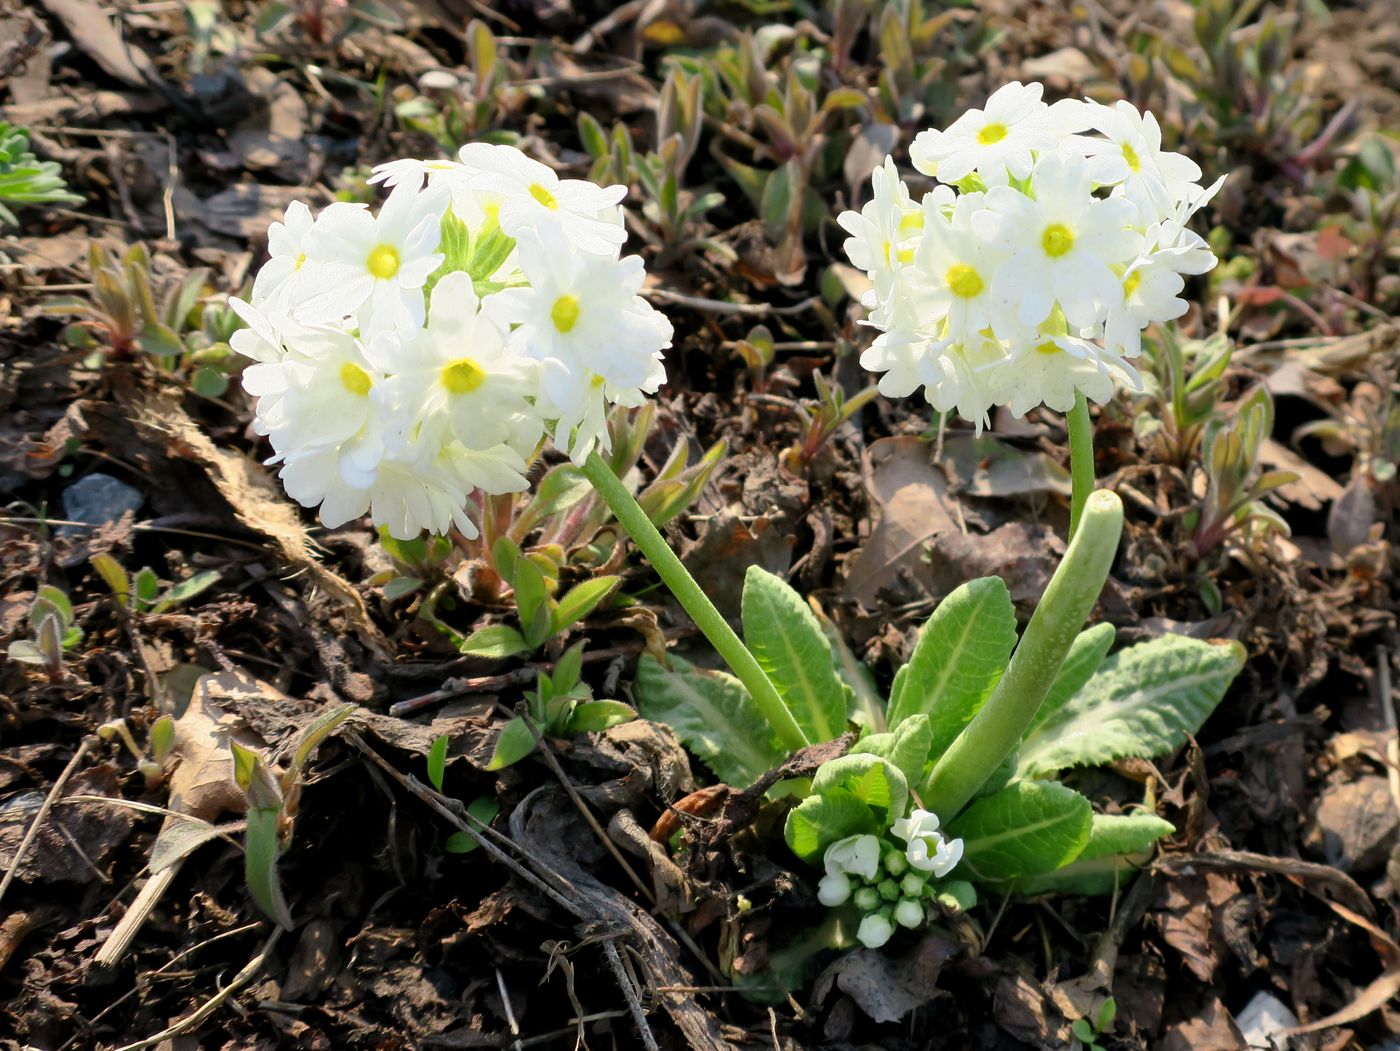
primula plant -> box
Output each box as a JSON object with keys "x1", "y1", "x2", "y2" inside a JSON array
[{"x1": 232, "y1": 85, "x2": 1241, "y2": 970}]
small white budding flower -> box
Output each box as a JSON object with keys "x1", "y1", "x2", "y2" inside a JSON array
[
  {"x1": 840, "y1": 83, "x2": 1221, "y2": 424},
  {"x1": 817, "y1": 872, "x2": 853, "y2": 907},
  {"x1": 892, "y1": 808, "x2": 964, "y2": 878},
  {"x1": 823, "y1": 834, "x2": 883, "y2": 882},
  {"x1": 894, "y1": 899, "x2": 926, "y2": 929},
  {"x1": 856, "y1": 912, "x2": 895, "y2": 949},
  {"x1": 250, "y1": 201, "x2": 315, "y2": 313}
]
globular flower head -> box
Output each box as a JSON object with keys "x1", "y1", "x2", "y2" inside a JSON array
[
  {"x1": 840, "y1": 84, "x2": 1221, "y2": 426},
  {"x1": 856, "y1": 912, "x2": 895, "y2": 949},
  {"x1": 233, "y1": 144, "x2": 672, "y2": 540}
]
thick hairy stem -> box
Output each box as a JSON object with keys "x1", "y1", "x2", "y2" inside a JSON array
[
  {"x1": 580, "y1": 451, "x2": 809, "y2": 754},
  {"x1": 922, "y1": 489, "x2": 1124, "y2": 817}
]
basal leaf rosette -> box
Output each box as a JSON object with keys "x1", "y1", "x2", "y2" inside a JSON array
[
  {"x1": 840, "y1": 82, "x2": 1224, "y2": 430},
  {"x1": 229, "y1": 144, "x2": 673, "y2": 540}
]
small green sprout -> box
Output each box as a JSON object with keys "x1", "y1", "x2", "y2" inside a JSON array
[
  {"x1": 1071, "y1": 998, "x2": 1117, "y2": 1051},
  {"x1": 7, "y1": 586, "x2": 82, "y2": 683},
  {"x1": 91, "y1": 555, "x2": 222, "y2": 614}
]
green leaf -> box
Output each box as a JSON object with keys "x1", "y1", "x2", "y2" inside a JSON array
[
  {"x1": 191, "y1": 366, "x2": 229, "y2": 399},
  {"x1": 90, "y1": 554, "x2": 131, "y2": 606},
  {"x1": 243, "y1": 805, "x2": 294, "y2": 928},
  {"x1": 133, "y1": 567, "x2": 160, "y2": 611},
  {"x1": 1017, "y1": 636, "x2": 1246, "y2": 778},
  {"x1": 741, "y1": 567, "x2": 847, "y2": 744},
  {"x1": 511, "y1": 555, "x2": 551, "y2": 648},
  {"x1": 150, "y1": 569, "x2": 221, "y2": 613},
  {"x1": 460, "y1": 624, "x2": 531, "y2": 659},
  {"x1": 551, "y1": 575, "x2": 620, "y2": 635},
  {"x1": 632, "y1": 653, "x2": 785, "y2": 786},
  {"x1": 7, "y1": 640, "x2": 45, "y2": 665},
  {"x1": 783, "y1": 788, "x2": 879, "y2": 865},
  {"x1": 34, "y1": 585, "x2": 74, "y2": 627},
  {"x1": 136, "y1": 321, "x2": 185, "y2": 357},
  {"x1": 810, "y1": 753, "x2": 908, "y2": 822},
  {"x1": 946, "y1": 781, "x2": 1093, "y2": 881},
  {"x1": 445, "y1": 796, "x2": 500, "y2": 854},
  {"x1": 1010, "y1": 812, "x2": 1175, "y2": 897},
  {"x1": 149, "y1": 714, "x2": 175, "y2": 765},
  {"x1": 485, "y1": 717, "x2": 537, "y2": 770},
  {"x1": 566, "y1": 700, "x2": 635, "y2": 733},
  {"x1": 427, "y1": 734, "x2": 448, "y2": 792},
  {"x1": 886, "y1": 578, "x2": 1017, "y2": 761},
  {"x1": 1025, "y1": 623, "x2": 1116, "y2": 738},
  {"x1": 849, "y1": 714, "x2": 932, "y2": 787},
  {"x1": 382, "y1": 576, "x2": 422, "y2": 600}
]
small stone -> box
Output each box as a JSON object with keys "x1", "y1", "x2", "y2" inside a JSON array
[
  {"x1": 60, "y1": 473, "x2": 143, "y2": 538},
  {"x1": 1235, "y1": 991, "x2": 1298, "y2": 1050}
]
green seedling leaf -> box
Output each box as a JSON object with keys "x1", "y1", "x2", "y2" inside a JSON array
[
  {"x1": 1024, "y1": 623, "x2": 1116, "y2": 738},
  {"x1": 551, "y1": 575, "x2": 620, "y2": 635},
  {"x1": 849, "y1": 714, "x2": 932, "y2": 787},
  {"x1": 810, "y1": 754, "x2": 908, "y2": 822},
  {"x1": 1011, "y1": 812, "x2": 1175, "y2": 896},
  {"x1": 886, "y1": 577, "x2": 1017, "y2": 758},
  {"x1": 511, "y1": 553, "x2": 552, "y2": 648},
  {"x1": 445, "y1": 796, "x2": 500, "y2": 853},
  {"x1": 784, "y1": 787, "x2": 879, "y2": 865},
  {"x1": 427, "y1": 734, "x2": 449, "y2": 793},
  {"x1": 382, "y1": 576, "x2": 422, "y2": 600},
  {"x1": 136, "y1": 321, "x2": 185, "y2": 357},
  {"x1": 149, "y1": 714, "x2": 175, "y2": 765},
  {"x1": 1072, "y1": 1019, "x2": 1094, "y2": 1043},
  {"x1": 633, "y1": 653, "x2": 785, "y2": 786},
  {"x1": 566, "y1": 700, "x2": 636, "y2": 733},
  {"x1": 91, "y1": 554, "x2": 131, "y2": 606},
  {"x1": 230, "y1": 742, "x2": 293, "y2": 930},
  {"x1": 946, "y1": 781, "x2": 1093, "y2": 882},
  {"x1": 485, "y1": 717, "x2": 537, "y2": 770},
  {"x1": 1017, "y1": 635, "x2": 1246, "y2": 778},
  {"x1": 287, "y1": 704, "x2": 355, "y2": 786},
  {"x1": 552, "y1": 641, "x2": 584, "y2": 694},
  {"x1": 151, "y1": 570, "x2": 221, "y2": 614},
  {"x1": 7, "y1": 640, "x2": 45, "y2": 665},
  {"x1": 191, "y1": 365, "x2": 229, "y2": 399},
  {"x1": 460, "y1": 624, "x2": 531, "y2": 659},
  {"x1": 134, "y1": 567, "x2": 160, "y2": 611},
  {"x1": 741, "y1": 566, "x2": 847, "y2": 744},
  {"x1": 34, "y1": 585, "x2": 75, "y2": 628}
]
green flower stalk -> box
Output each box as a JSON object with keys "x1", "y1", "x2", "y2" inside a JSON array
[
  {"x1": 1067, "y1": 393, "x2": 1095, "y2": 539},
  {"x1": 922, "y1": 488, "x2": 1124, "y2": 817},
  {"x1": 580, "y1": 450, "x2": 810, "y2": 754}
]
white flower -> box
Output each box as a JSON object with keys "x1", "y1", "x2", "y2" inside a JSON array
[
  {"x1": 370, "y1": 272, "x2": 541, "y2": 460},
  {"x1": 991, "y1": 335, "x2": 1139, "y2": 417},
  {"x1": 485, "y1": 223, "x2": 670, "y2": 461},
  {"x1": 457, "y1": 142, "x2": 626, "y2": 255},
  {"x1": 294, "y1": 180, "x2": 448, "y2": 340},
  {"x1": 856, "y1": 912, "x2": 895, "y2": 949},
  {"x1": 823, "y1": 834, "x2": 882, "y2": 881},
  {"x1": 892, "y1": 808, "x2": 964, "y2": 878},
  {"x1": 1103, "y1": 257, "x2": 1187, "y2": 359},
  {"x1": 817, "y1": 872, "x2": 853, "y2": 907},
  {"x1": 250, "y1": 201, "x2": 315, "y2": 312},
  {"x1": 837, "y1": 159, "x2": 930, "y2": 325},
  {"x1": 1077, "y1": 100, "x2": 1202, "y2": 207},
  {"x1": 894, "y1": 899, "x2": 926, "y2": 928},
  {"x1": 910, "y1": 190, "x2": 1001, "y2": 345},
  {"x1": 910, "y1": 82, "x2": 1084, "y2": 184},
  {"x1": 977, "y1": 152, "x2": 1142, "y2": 331}
]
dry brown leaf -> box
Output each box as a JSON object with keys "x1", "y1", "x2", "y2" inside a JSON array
[
  {"x1": 38, "y1": 0, "x2": 158, "y2": 88},
  {"x1": 1281, "y1": 899, "x2": 1400, "y2": 1036},
  {"x1": 134, "y1": 393, "x2": 389, "y2": 658}
]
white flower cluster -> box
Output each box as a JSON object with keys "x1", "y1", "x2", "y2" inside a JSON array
[
  {"x1": 840, "y1": 82, "x2": 1223, "y2": 428},
  {"x1": 230, "y1": 145, "x2": 672, "y2": 540},
  {"x1": 817, "y1": 809, "x2": 964, "y2": 949}
]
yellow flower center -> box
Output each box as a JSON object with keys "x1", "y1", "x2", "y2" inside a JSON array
[
  {"x1": 896, "y1": 247, "x2": 915, "y2": 264},
  {"x1": 1035, "y1": 340, "x2": 1061, "y2": 356},
  {"x1": 978, "y1": 122, "x2": 1009, "y2": 145},
  {"x1": 1041, "y1": 223, "x2": 1075, "y2": 258},
  {"x1": 366, "y1": 244, "x2": 401, "y2": 280},
  {"x1": 440, "y1": 357, "x2": 488, "y2": 394},
  {"x1": 482, "y1": 201, "x2": 501, "y2": 229},
  {"x1": 1122, "y1": 142, "x2": 1141, "y2": 172},
  {"x1": 946, "y1": 264, "x2": 985, "y2": 299},
  {"x1": 898, "y1": 211, "x2": 924, "y2": 236},
  {"x1": 529, "y1": 183, "x2": 558, "y2": 209},
  {"x1": 293, "y1": 252, "x2": 307, "y2": 271},
  {"x1": 340, "y1": 361, "x2": 373, "y2": 395},
  {"x1": 551, "y1": 294, "x2": 581, "y2": 333},
  {"x1": 1123, "y1": 269, "x2": 1142, "y2": 298}
]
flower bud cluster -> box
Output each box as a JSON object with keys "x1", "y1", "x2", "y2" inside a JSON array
[
  {"x1": 229, "y1": 144, "x2": 672, "y2": 540},
  {"x1": 818, "y1": 809, "x2": 964, "y2": 949},
  {"x1": 840, "y1": 82, "x2": 1222, "y2": 429}
]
